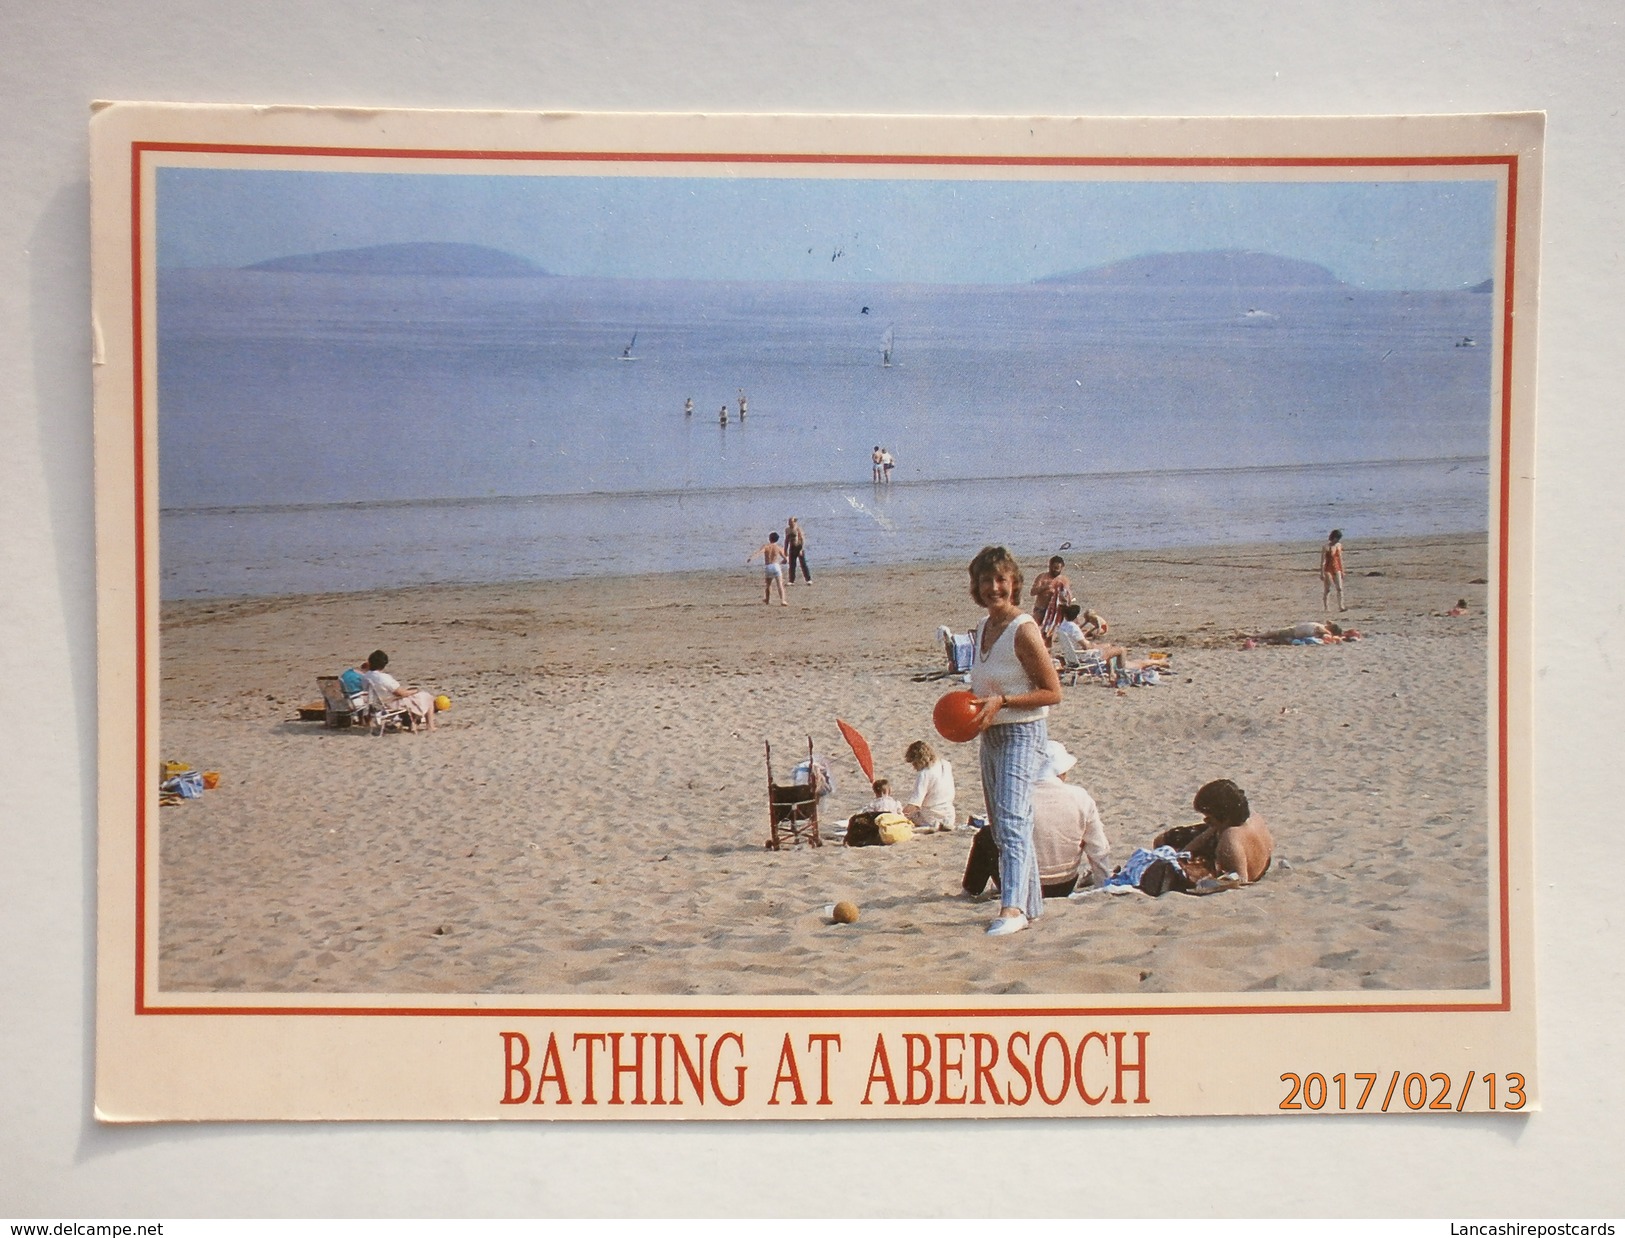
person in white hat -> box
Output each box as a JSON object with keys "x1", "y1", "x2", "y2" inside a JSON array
[{"x1": 960, "y1": 739, "x2": 1111, "y2": 899}]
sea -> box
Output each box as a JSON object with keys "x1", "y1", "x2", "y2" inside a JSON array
[{"x1": 156, "y1": 270, "x2": 1495, "y2": 599}]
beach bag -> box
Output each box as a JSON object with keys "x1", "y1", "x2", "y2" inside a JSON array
[
  {"x1": 874, "y1": 813, "x2": 914, "y2": 845},
  {"x1": 844, "y1": 812, "x2": 883, "y2": 847}
]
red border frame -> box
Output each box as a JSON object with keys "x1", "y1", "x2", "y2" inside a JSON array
[{"x1": 129, "y1": 141, "x2": 1520, "y2": 1020}]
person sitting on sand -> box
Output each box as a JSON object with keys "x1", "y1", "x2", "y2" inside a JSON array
[
  {"x1": 1080, "y1": 609, "x2": 1108, "y2": 640},
  {"x1": 1153, "y1": 778, "x2": 1273, "y2": 885},
  {"x1": 1247, "y1": 621, "x2": 1344, "y2": 645},
  {"x1": 962, "y1": 740, "x2": 1111, "y2": 899},
  {"x1": 361, "y1": 650, "x2": 439, "y2": 732},
  {"x1": 900, "y1": 739, "x2": 956, "y2": 831},
  {"x1": 861, "y1": 778, "x2": 904, "y2": 815},
  {"x1": 747, "y1": 532, "x2": 790, "y2": 606}
]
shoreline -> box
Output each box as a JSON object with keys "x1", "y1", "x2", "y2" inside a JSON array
[
  {"x1": 157, "y1": 532, "x2": 1494, "y2": 996},
  {"x1": 159, "y1": 528, "x2": 1490, "y2": 620}
]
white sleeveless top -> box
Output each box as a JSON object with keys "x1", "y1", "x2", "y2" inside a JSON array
[{"x1": 969, "y1": 612, "x2": 1048, "y2": 725}]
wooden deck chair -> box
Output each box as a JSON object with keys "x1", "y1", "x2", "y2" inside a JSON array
[
  {"x1": 317, "y1": 676, "x2": 366, "y2": 728},
  {"x1": 765, "y1": 737, "x2": 824, "y2": 850}
]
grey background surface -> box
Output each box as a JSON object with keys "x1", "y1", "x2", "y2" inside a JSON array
[{"x1": 3, "y1": 0, "x2": 1618, "y2": 1218}]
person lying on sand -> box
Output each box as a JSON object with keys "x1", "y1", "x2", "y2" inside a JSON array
[
  {"x1": 1245, "y1": 620, "x2": 1344, "y2": 645},
  {"x1": 962, "y1": 740, "x2": 1111, "y2": 899},
  {"x1": 1153, "y1": 778, "x2": 1273, "y2": 886}
]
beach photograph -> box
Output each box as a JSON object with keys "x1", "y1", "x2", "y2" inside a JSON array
[{"x1": 151, "y1": 156, "x2": 1503, "y2": 999}]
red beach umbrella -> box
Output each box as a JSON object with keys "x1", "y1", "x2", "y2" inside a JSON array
[{"x1": 836, "y1": 718, "x2": 875, "y2": 783}]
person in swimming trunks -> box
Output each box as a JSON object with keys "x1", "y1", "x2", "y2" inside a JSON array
[
  {"x1": 872, "y1": 446, "x2": 884, "y2": 483},
  {"x1": 747, "y1": 532, "x2": 789, "y2": 605},
  {"x1": 1321, "y1": 529, "x2": 1346, "y2": 613},
  {"x1": 1029, "y1": 555, "x2": 1073, "y2": 645}
]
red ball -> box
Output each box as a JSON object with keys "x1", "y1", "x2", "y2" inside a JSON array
[{"x1": 933, "y1": 689, "x2": 981, "y2": 744}]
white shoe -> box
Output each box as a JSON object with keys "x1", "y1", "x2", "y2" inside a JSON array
[{"x1": 986, "y1": 912, "x2": 1028, "y2": 937}]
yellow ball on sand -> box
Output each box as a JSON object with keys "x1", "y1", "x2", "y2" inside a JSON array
[
  {"x1": 434, "y1": 695, "x2": 452, "y2": 712},
  {"x1": 833, "y1": 901, "x2": 860, "y2": 924}
]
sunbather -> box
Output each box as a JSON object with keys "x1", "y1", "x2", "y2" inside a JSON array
[
  {"x1": 1246, "y1": 621, "x2": 1344, "y2": 645},
  {"x1": 1153, "y1": 778, "x2": 1273, "y2": 885}
]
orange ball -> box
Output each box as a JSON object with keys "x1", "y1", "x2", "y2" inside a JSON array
[
  {"x1": 833, "y1": 901, "x2": 860, "y2": 924},
  {"x1": 933, "y1": 689, "x2": 981, "y2": 743}
]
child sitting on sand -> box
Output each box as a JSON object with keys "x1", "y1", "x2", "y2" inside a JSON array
[{"x1": 861, "y1": 778, "x2": 904, "y2": 815}]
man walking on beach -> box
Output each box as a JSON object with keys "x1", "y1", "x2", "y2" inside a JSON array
[
  {"x1": 748, "y1": 532, "x2": 790, "y2": 605},
  {"x1": 785, "y1": 516, "x2": 811, "y2": 584}
]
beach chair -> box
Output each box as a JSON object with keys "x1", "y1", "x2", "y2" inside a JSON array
[
  {"x1": 940, "y1": 626, "x2": 974, "y2": 674},
  {"x1": 1057, "y1": 648, "x2": 1110, "y2": 687},
  {"x1": 317, "y1": 676, "x2": 367, "y2": 728},
  {"x1": 365, "y1": 680, "x2": 415, "y2": 736},
  {"x1": 765, "y1": 737, "x2": 824, "y2": 850}
]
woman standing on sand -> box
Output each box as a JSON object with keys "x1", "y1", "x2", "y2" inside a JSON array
[
  {"x1": 1321, "y1": 529, "x2": 1347, "y2": 613},
  {"x1": 966, "y1": 545, "x2": 1063, "y2": 937}
]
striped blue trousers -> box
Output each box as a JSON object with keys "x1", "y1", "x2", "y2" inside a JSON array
[{"x1": 978, "y1": 718, "x2": 1048, "y2": 920}]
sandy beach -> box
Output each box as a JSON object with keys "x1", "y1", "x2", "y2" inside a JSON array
[{"x1": 155, "y1": 533, "x2": 1491, "y2": 998}]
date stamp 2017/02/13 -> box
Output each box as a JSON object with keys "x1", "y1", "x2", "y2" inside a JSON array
[{"x1": 1280, "y1": 1071, "x2": 1528, "y2": 1112}]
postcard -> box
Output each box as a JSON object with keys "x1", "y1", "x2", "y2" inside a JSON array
[{"x1": 91, "y1": 104, "x2": 1540, "y2": 1119}]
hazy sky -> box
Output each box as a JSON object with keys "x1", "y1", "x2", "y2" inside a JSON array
[{"x1": 156, "y1": 167, "x2": 1499, "y2": 290}]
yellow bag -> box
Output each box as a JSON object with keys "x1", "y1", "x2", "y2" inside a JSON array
[{"x1": 875, "y1": 813, "x2": 914, "y2": 845}]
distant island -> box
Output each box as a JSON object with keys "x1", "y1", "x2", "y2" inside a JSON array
[
  {"x1": 245, "y1": 242, "x2": 552, "y2": 278},
  {"x1": 1037, "y1": 250, "x2": 1346, "y2": 289}
]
